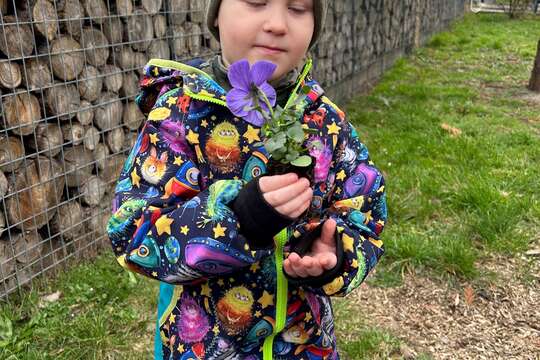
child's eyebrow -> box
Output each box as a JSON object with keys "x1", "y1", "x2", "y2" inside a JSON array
[{"x1": 288, "y1": 0, "x2": 313, "y2": 7}]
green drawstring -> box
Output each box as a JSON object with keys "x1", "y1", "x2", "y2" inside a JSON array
[{"x1": 262, "y1": 228, "x2": 289, "y2": 360}]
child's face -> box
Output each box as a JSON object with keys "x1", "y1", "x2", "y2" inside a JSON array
[{"x1": 216, "y1": 0, "x2": 314, "y2": 81}]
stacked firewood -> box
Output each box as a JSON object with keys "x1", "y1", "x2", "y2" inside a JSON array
[{"x1": 0, "y1": 0, "x2": 217, "y2": 296}]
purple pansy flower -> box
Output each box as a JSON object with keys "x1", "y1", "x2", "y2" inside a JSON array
[{"x1": 226, "y1": 59, "x2": 277, "y2": 127}]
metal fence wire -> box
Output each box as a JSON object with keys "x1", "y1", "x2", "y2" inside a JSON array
[{"x1": 0, "y1": 0, "x2": 465, "y2": 298}]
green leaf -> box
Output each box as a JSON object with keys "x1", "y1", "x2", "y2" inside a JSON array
[
  {"x1": 0, "y1": 315, "x2": 13, "y2": 343},
  {"x1": 291, "y1": 155, "x2": 312, "y2": 167},
  {"x1": 287, "y1": 125, "x2": 305, "y2": 143},
  {"x1": 301, "y1": 85, "x2": 311, "y2": 94}
]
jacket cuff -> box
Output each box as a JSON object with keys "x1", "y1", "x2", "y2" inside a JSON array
[
  {"x1": 230, "y1": 177, "x2": 294, "y2": 249},
  {"x1": 285, "y1": 222, "x2": 345, "y2": 288}
]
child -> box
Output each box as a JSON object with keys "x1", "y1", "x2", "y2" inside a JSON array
[{"x1": 107, "y1": 0, "x2": 387, "y2": 359}]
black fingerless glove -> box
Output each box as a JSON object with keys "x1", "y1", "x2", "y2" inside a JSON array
[{"x1": 230, "y1": 177, "x2": 295, "y2": 249}]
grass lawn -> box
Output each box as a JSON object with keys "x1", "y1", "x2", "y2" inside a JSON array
[{"x1": 0, "y1": 13, "x2": 539, "y2": 360}]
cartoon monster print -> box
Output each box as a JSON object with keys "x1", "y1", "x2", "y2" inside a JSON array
[
  {"x1": 107, "y1": 198, "x2": 147, "y2": 241},
  {"x1": 303, "y1": 106, "x2": 328, "y2": 128},
  {"x1": 141, "y1": 146, "x2": 169, "y2": 185},
  {"x1": 306, "y1": 136, "x2": 332, "y2": 183},
  {"x1": 197, "y1": 180, "x2": 242, "y2": 227},
  {"x1": 176, "y1": 293, "x2": 211, "y2": 343},
  {"x1": 161, "y1": 119, "x2": 193, "y2": 156},
  {"x1": 216, "y1": 286, "x2": 254, "y2": 335},
  {"x1": 205, "y1": 121, "x2": 241, "y2": 174}
]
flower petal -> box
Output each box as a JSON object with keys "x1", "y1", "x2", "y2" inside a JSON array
[
  {"x1": 226, "y1": 88, "x2": 251, "y2": 117},
  {"x1": 250, "y1": 61, "x2": 277, "y2": 87},
  {"x1": 244, "y1": 110, "x2": 265, "y2": 127},
  {"x1": 259, "y1": 82, "x2": 276, "y2": 107},
  {"x1": 228, "y1": 59, "x2": 252, "y2": 90}
]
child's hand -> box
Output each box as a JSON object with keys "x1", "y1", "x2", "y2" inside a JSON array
[
  {"x1": 259, "y1": 173, "x2": 313, "y2": 220},
  {"x1": 283, "y1": 219, "x2": 338, "y2": 278}
]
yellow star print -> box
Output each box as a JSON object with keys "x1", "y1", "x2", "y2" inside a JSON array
[
  {"x1": 217, "y1": 279, "x2": 225, "y2": 286},
  {"x1": 174, "y1": 156, "x2": 184, "y2": 166},
  {"x1": 213, "y1": 325, "x2": 220, "y2": 335},
  {"x1": 131, "y1": 169, "x2": 141, "y2": 187},
  {"x1": 186, "y1": 130, "x2": 199, "y2": 144},
  {"x1": 201, "y1": 283, "x2": 211, "y2": 297},
  {"x1": 250, "y1": 262, "x2": 260, "y2": 273},
  {"x1": 243, "y1": 125, "x2": 260, "y2": 144},
  {"x1": 151, "y1": 271, "x2": 158, "y2": 277},
  {"x1": 327, "y1": 122, "x2": 341, "y2": 135},
  {"x1": 242, "y1": 146, "x2": 250, "y2": 153},
  {"x1": 336, "y1": 169, "x2": 347, "y2": 181},
  {"x1": 255, "y1": 310, "x2": 262, "y2": 317},
  {"x1": 155, "y1": 215, "x2": 174, "y2": 236},
  {"x1": 177, "y1": 344, "x2": 184, "y2": 353},
  {"x1": 213, "y1": 223, "x2": 226, "y2": 238},
  {"x1": 201, "y1": 119, "x2": 209, "y2": 128},
  {"x1": 152, "y1": 67, "x2": 159, "y2": 76},
  {"x1": 180, "y1": 225, "x2": 189, "y2": 235},
  {"x1": 342, "y1": 233, "x2": 355, "y2": 253},
  {"x1": 169, "y1": 314, "x2": 176, "y2": 323},
  {"x1": 351, "y1": 259, "x2": 359, "y2": 269},
  {"x1": 258, "y1": 291, "x2": 274, "y2": 309},
  {"x1": 166, "y1": 96, "x2": 177, "y2": 107},
  {"x1": 149, "y1": 132, "x2": 159, "y2": 145},
  {"x1": 305, "y1": 312, "x2": 312, "y2": 322}
]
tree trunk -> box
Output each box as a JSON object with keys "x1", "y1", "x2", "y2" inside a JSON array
[
  {"x1": 77, "y1": 100, "x2": 95, "y2": 126},
  {"x1": 83, "y1": 126, "x2": 100, "y2": 151},
  {"x1": 528, "y1": 39, "x2": 540, "y2": 92},
  {"x1": 28, "y1": 123, "x2": 64, "y2": 157},
  {"x1": 106, "y1": 127, "x2": 125, "y2": 154},
  {"x1": 79, "y1": 66, "x2": 103, "y2": 102},
  {"x1": 51, "y1": 201, "x2": 84, "y2": 241},
  {"x1": 50, "y1": 36, "x2": 84, "y2": 81},
  {"x1": 127, "y1": 9, "x2": 154, "y2": 51},
  {"x1": 61, "y1": 146, "x2": 94, "y2": 187},
  {"x1": 94, "y1": 92, "x2": 123, "y2": 130},
  {"x1": 92, "y1": 142, "x2": 110, "y2": 172},
  {"x1": 80, "y1": 175, "x2": 106, "y2": 206},
  {"x1": 0, "y1": 135, "x2": 25, "y2": 172},
  {"x1": 0, "y1": 61, "x2": 22, "y2": 89},
  {"x1": 80, "y1": 28, "x2": 110, "y2": 67},
  {"x1": 12, "y1": 230, "x2": 43, "y2": 265},
  {"x1": 120, "y1": 71, "x2": 139, "y2": 98},
  {"x1": 45, "y1": 83, "x2": 81, "y2": 120},
  {"x1": 123, "y1": 101, "x2": 144, "y2": 130},
  {"x1": 102, "y1": 64, "x2": 123, "y2": 93},
  {"x1": 102, "y1": 16, "x2": 123, "y2": 45},
  {"x1": 82, "y1": 0, "x2": 108, "y2": 24},
  {"x1": 0, "y1": 16, "x2": 34, "y2": 58},
  {"x1": 61, "y1": 121, "x2": 85, "y2": 146},
  {"x1": 2, "y1": 91, "x2": 40, "y2": 136},
  {"x1": 32, "y1": 0, "x2": 59, "y2": 41},
  {"x1": 60, "y1": 0, "x2": 84, "y2": 37},
  {"x1": 23, "y1": 58, "x2": 53, "y2": 90}
]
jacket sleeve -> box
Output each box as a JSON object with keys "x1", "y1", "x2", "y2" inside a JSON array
[
  {"x1": 107, "y1": 86, "x2": 272, "y2": 285},
  {"x1": 287, "y1": 117, "x2": 388, "y2": 297}
]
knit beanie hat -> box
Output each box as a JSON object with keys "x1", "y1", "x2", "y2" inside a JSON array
[{"x1": 205, "y1": 0, "x2": 328, "y2": 50}]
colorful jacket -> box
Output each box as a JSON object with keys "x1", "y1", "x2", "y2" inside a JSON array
[{"x1": 107, "y1": 58, "x2": 387, "y2": 360}]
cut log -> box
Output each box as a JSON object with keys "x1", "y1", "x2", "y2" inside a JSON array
[
  {"x1": 82, "y1": 0, "x2": 108, "y2": 24},
  {"x1": 87, "y1": 207, "x2": 109, "y2": 241},
  {"x1": 120, "y1": 71, "x2": 139, "y2": 98},
  {"x1": 153, "y1": 15, "x2": 167, "y2": 38},
  {"x1": 0, "y1": 210, "x2": 5, "y2": 238},
  {"x1": 22, "y1": 58, "x2": 54, "y2": 90},
  {"x1": 50, "y1": 36, "x2": 84, "y2": 81},
  {"x1": 529, "y1": 39, "x2": 540, "y2": 92},
  {"x1": 83, "y1": 126, "x2": 100, "y2": 151},
  {"x1": 171, "y1": 25, "x2": 187, "y2": 58},
  {"x1": 40, "y1": 236, "x2": 67, "y2": 269},
  {"x1": 45, "y1": 83, "x2": 81, "y2": 120},
  {"x1": 51, "y1": 201, "x2": 84, "y2": 241},
  {"x1": 61, "y1": 145, "x2": 94, "y2": 187},
  {"x1": 2, "y1": 90, "x2": 40, "y2": 136},
  {"x1": 123, "y1": 130, "x2": 138, "y2": 150},
  {"x1": 78, "y1": 66, "x2": 103, "y2": 102},
  {"x1": 185, "y1": 22, "x2": 202, "y2": 56},
  {"x1": 111, "y1": 46, "x2": 134, "y2": 70},
  {"x1": 6, "y1": 156, "x2": 65, "y2": 231},
  {"x1": 0, "y1": 135, "x2": 25, "y2": 173},
  {"x1": 147, "y1": 39, "x2": 170, "y2": 60},
  {"x1": 80, "y1": 175, "x2": 106, "y2": 206},
  {"x1": 133, "y1": 52, "x2": 148, "y2": 75},
  {"x1": 189, "y1": 0, "x2": 207, "y2": 23},
  {"x1": 0, "y1": 61, "x2": 22, "y2": 89},
  {"x1": 115, "y1": 0, "x2": 133, "y2": 16},
  {"x1": 102, "y1": 16, "x2": 123, "y2": 45},
  {"x1": 0, "y1": 16, "x2": 34, "y2": 58},
  {"x1": 80, "y1": 28, "x2": 110, "y2": 67},
  {"x1": 0, "y1": 172, "x2": 8, "y2": 199},
  {"x1": 28, "y1": 123, "x2": 64, "y2": 157},
  {"x1": 127, "y1": 9, "x2": 154, "y2": 51},
  {"x1": 102, "y1": 64, "x2": 123, "y2": 93},
  {"x1": 12, "y1": 230, "x2": 43, "y2": 265},
  {"x1": 142, "y1": 0, "x2": 162, "y2": 14},
  {"x1": 76, "y1": 100, "x2": 95, "y2": 126},
  {"x1": 32, "y1": 0, "x2": 59, "y2": 41},
  {"x1": 94, "y1": 92, "x2": 123, "y2": 130},
  {"x1": 106, "y1": 127, "x2": 125, "y2": 154},
  {"x1": 99, "y1": 154, "x2": 126, "y2": 184},
  {"x1": 168, "y1": 0, "x2": 189, "y2": 26},
  {"x1": 0, "y1": 240, "x2": 16, "y2": 282},
  {"x1": 59, "y1": 0, "x2": 84, "y2": 37},
  {"x1": 92, "y1": 142, "x2": 110, "y2": 172},
  {"x1": 61, "y1": 121, "x2": 85, "y2": 146},
  {"x1": 0, "y1": 0, "x2": 7, "y2": 15},
  {"x1": 122, "y1": 101, "x2": 144, "y2": 130}
]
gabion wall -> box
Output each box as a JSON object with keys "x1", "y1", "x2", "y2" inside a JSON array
[{"x1": 0, "y1": 0, "x2": 465, "y2": 297}]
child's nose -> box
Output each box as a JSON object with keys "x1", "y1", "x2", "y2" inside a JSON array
[{"x1": 262, "y1": 11, "x2": 288, "y2": 35}]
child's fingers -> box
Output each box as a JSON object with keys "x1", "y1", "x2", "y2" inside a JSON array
[
  {"x1": 302, "y1": 255, "x2": 324, "y2": 277},
  {"x1": 274, "y1": 187, "x2": 313, "y2": 218},
  {"x1": 288, "y1": 252, "x2": 309, "y2": 278},
  {"x1": 321, "y1": 218, "x2": 337, "y2": 245},
  {"x1": 318, "y1": 252, "x2": 338, "y2": 270},
  {"x1": 258, "y1": 173, "x2": 298, "y2": 193},
  {"x1": 263, "y1": 178, "x2": 310, "y2": 208},
  {"x1": 283, "y1": 258, "x2": 298, "y2": 278}
]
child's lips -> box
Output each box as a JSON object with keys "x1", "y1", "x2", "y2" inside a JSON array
[{"x1": 254, "y1": 45, "x2": 286, "y2": 55}]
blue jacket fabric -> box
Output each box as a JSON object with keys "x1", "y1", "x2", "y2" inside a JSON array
[{"x1": 107, "y1": 58, "x2": 387, "y2": 360}]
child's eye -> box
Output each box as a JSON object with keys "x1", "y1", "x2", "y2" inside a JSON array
[
  {"x1": 289, "y1": 7, "x2": 307, "y2": 14},
  {"x1": 245, "y1": 0, "x2": 266, "y2": 7}
]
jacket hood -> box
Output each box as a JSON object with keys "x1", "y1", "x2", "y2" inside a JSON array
[{"x1": 135, "y1": 58, "x2": 325, "y2": 118}]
